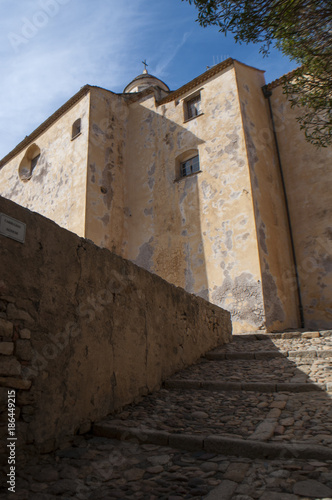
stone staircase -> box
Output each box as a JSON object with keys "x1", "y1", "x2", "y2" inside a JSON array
[
  {"x1": 7, "y1": 330, "x2": 332, "y2": 500},
  {"x1": 92, "y1": 330, "x2": 332, "y2": 499}
]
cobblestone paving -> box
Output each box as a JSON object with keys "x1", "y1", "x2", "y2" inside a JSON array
[
  {"x1": 2, "y1": 437, "x2": 332, "y2": 500},
  {"x1": 107, "y1": 389, "x2": 332, "y2": 447},
  {"x1": 109, "y1": 389, "x2": 276, "y2": 439},
  {"x1": 170, "y1": 358, "x2": 332, "y2": 385},
  {"x1": 2, "y1": 330, "x2": 332, "y2": 499},
  {"x1": 210, "y1": 333, "x2": 332, "y2": 355}
]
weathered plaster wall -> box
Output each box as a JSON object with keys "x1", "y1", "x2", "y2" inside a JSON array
[
  {"x1": 234, "y1": 61, "x2": 300, "y2": 331},
  {"x1": 270, "y1": 86, "x2": 332, "y2": 329},
  {"x1": 0, "y1": 95, "x2": 90, "y2": 237},
  {"x1": 124, "y1": 67, "x2": 266, "y2": 333},
  {"x1": 124, "y1": 91, "x2": 208, "y2": 301},
  {"x1": 0, "y1": 196, "x2": 231, "y2": 459},
  {"x1": 85, "y1": 88, "x2": 128, "y2": 254}
]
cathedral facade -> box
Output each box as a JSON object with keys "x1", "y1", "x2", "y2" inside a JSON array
[{"x1": 1, "y1": 58, "x2": 331, "y2": 333}]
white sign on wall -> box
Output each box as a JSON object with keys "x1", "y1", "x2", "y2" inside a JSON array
[{"x1": 0, "y1": 213, "x2": 26, "y2": 243}]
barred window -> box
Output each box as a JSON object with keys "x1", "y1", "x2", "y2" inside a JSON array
[{"x1": 180, "y1": 155, "x2": 200, "y2": 178}]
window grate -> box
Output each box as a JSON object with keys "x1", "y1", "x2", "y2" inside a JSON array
[{"x1": 180, "y1": 155, "x2": 200, "y2": 177}]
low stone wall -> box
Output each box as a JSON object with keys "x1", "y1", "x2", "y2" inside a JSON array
[{"x1": 0, "y1": 196, "x2": 231, "y2": 459}]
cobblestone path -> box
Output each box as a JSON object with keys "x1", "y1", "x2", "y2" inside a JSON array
[{"x1": 2, "y1": 330, "x2": 332, "y2": 499}]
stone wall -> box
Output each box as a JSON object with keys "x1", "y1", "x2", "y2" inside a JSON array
[
  {"x1": 270, "y1": 85, "x2": 332, "y2": 330},
  {"x1": 0, "y1": 196, "x2": 231, "y2": 460}
]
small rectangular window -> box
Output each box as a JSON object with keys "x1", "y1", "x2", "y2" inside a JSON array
[
  {"x1": 184, "y1": 92, "x2": 202, "y2": 121},
  {"x1": 187, "y1": 95, "x2": 201, "y2": 119},
  {"x1": 180, "y1": 155, "x2": 200, "y2": 178}
]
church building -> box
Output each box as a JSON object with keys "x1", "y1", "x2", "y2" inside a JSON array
[{"x1": 0, "y1": 58, "x2": 331, "y2": 333}]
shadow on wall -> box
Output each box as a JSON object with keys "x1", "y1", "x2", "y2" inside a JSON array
[{"x1": 123, "y1": 102, "x2": 209, "y2": 302}]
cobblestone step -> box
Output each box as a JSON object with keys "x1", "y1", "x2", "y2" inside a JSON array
[
  {"x1": 7, "y1": 329, "x2": 332, "y2": 499},
  {"x1": 91, "y1": 388, "x2": 332, "y2": 450},
  {"x1": 171, "y1": 357, "x2": 332, "y2": 388},
  {"x1": 165, "y1": 379, "x2": 328, "y2": 392},
  {"x1": 205, "y1": 349, "x2": 332, "y2": 360},
  {"x1": 4, "y1": 436, "x2": 332, "y2": 500},
  {"x1": 93, "y1": 421, "x2": 332, "y2": 461}
]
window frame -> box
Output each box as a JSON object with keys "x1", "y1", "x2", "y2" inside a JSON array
[
  {"x1": 183, "y1": 90, "x2": 203, "y2": 122},
  {"x1": 175, "y1": 149, "x2": 202, "y2": 182},
  {"x1": 71, "y1": 118, "x2": 82, "y2": 140},
  {"x1": 180, "y1": 154, "x2": 200, "y2": 178}
]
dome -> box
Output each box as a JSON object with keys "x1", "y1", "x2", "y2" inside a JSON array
[{"x1": 123, "y1": 69, "x2": 170, "y2": 94}]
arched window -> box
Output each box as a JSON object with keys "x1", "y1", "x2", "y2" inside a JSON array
[
  {"x1": 72, "y1": 118, "x2": 81, "y2": 139},
  {"x1": 18, "y1": 144, "x2": 41, "y2": 182},
  {"x1": 175, "y1": 149, "x2": 201, "y2": 180}
]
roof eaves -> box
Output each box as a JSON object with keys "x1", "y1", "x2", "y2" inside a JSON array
[
  {"x1": 0, "y1": 84, "x2": 92, "y2": 168},
  {"x1": 157, "y1": 58, "x2": 234, "y2": 105},
  {"x1": 265, "y1": 66, "x2": 301, "y2": 91}
]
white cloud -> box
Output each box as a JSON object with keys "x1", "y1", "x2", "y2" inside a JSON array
[
  {"x1": 0, "y1": 0, "x2": 157, "y2": 158},
  {"x1": 154, "y1": 31, "x2": 192, "y2": 76},
  {"x1": 0, "y1": 0, "x2": 297, "y2": 160}
]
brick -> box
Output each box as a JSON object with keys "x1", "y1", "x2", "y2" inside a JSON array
[
  {"x1": 0, "y1": 318, "x2": 13, "y2": 338},
  {"x1": 0, "y1": 342, "x2": 14, "y2": 355}
]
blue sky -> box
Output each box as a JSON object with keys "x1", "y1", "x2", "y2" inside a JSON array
[{"x1": 0, "y1": 0, "x2": 298, "y2": 160}]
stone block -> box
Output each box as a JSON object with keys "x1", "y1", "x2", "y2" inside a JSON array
[
  {"x1": 165, "y1": 379, "x2": 200, "y2": 390},
  {"x1": 204, "y1": 480, "x2": 237, "y2": 500},
  {"x1": 242, "y1": 382, "x2": 276, "y2": 392},
  {"x1": 302, "y1": 331, "x2": 320, "y2": 339},
  {"x1": 20, "y1": 329, "x2": 31, "y2": 339},
  {"x1": 293, "y1": 479, "x2": 332, "y2": 497},
  {"x1": 0, "y1": 377, "x2": 31, "y2": 390},
  {"x1": 320, "y1": 330, "x2": 332, "y2": 337},
  {"x1": 0, "y1": 342, "x2": 14, "y2": 355},
  {"x1": 168, "y1": 433, "x2": 204, "y2": 451},
  {"x1": 17, "y1": 391, "x2": 35, "y2": 405},
  {"x1": 254, "y1": 351, "x2": 284, "y2": 359},
  {"x1": 15, "y1": 339, "x2": 32, "y2": 361},
  {"x1": 288, "y1": 350, "x2": 317, "y2": 358},
  {"x1": 6, "y1": 304, "x2": 34, "y2": 325},
  {"x1": 223, "y1": 462, "x2": 250, "y2": 482},
  {"x1": 0, "y1": 318, "x2": 13, "y2": 338},
  {"x1": 225, "y1": 352, "x2": 255, "y2": 360},
  {"x1": 282, "y1": 332, "x2": 302, "y2": 339},
  {"x1": 248, "y1": 420, "x2": 276, "y2": 441},
  {"x1": 260, "y1": 492, "x2": 298, "y2": 500},
  {"x1": 78, "y1": 420, "x2": 91, "y2": 435},
  {"x1": 0, "y1": 357, "x2": 21, "y2": 376},
  {"x1": 201, "y1": 381, "x2": 241, "y2": 391}
]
